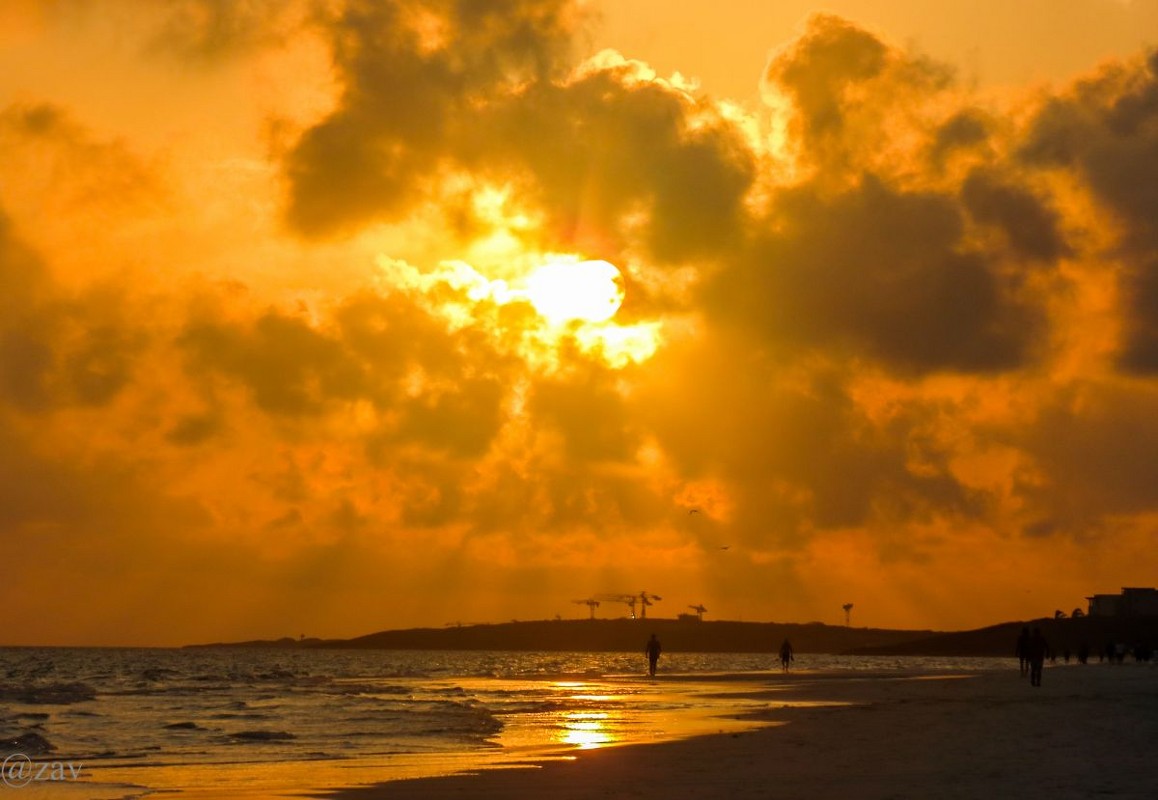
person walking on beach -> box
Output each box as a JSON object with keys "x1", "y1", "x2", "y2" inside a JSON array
[
  {"x1": 645, "y1": 633, "x2": 662, "y2": 676},
  {"x1": 779, "y1": 638, "x2": 794, "y2": 672},
  {"x1": 1016, "y1": 627, "x2": 1030, "y2": 677},
  {"x1": 1026, "y1": 627, "x2": 1049, "y2": 687}
]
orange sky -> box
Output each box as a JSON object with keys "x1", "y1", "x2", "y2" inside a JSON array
[{"x1": 2, "y1": 1, "x2": 1157, "y2": 646}]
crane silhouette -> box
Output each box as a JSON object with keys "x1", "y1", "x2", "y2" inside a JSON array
[
  {"x1": 596, "y1": 593, "x2": 638, "y2": 618},
  {"x1": 572, "y1": 598, "x2": 600, "y2": 619},
  {"x1": 638, "y1": 591, "x2": 662, "y2": 619},
  {"x1": 595, "y1": 592, "x2": 662, "y2": 619},
  {"x1": 688, "y1": 604, "x2": 707, "y2": 620}
]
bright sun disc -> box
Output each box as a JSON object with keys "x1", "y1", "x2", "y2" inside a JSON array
[{"x1": 525, "y1": 259, "x2": 624, "y2": 323}]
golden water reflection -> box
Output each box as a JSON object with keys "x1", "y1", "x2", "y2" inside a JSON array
[
  {"x1": 549, "y1": 682, "x2": 620, "y2": 750},
  {"x1": 497, "y1": 678, "x2": 774, "y2": 758},
  {"x1": 559, "y1": 711, "x2": 613, "y2": 749}
]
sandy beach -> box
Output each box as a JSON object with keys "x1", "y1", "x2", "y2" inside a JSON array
[{"x1": 315, "y1": 664, "x2": 1158, "y2": 800}]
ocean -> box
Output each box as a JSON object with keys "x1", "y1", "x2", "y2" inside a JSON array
[{"x1": 0, "y1": 647, "x2": 1009, "y2": 799}]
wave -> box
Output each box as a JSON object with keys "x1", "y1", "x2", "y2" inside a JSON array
[{"x1": 0, "y1": 682, "x2": 96, "y2": 704}]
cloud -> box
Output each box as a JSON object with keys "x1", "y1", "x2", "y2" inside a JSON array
[
  {"x1": 961, "y1": 168, "x2": 1071, "y2": 262},
  {"x1": 761, "y1": 13, "x2": 953, "y2": 175},
  {"x1": 928, "y1": 109, "x2": 993, "y2": 167},
  {"x1": 283, "y1": 3, "x2": 756, "y2": 267},
  {"x1": 468, "y1": 55, "x2": 756, "y2": 262},
  {"x1": 0, "y1": 207, "x2": 144, "y2": 413},
  {"x1": 1014, "y1": 379, "x2": 1158, "y2": 531},
  {"x1": 147, "y1": 0, "x2": 303, "y2": 60},
  {"x1": 1019, "y1": 50, "x2": 1158, "y2": 372},
  {"x1": 531, "y1": 362, "x2": 640, "y2": 462},
  {"x1": 7, "y1": 5, "x2": 1158, "y2": 641},
  {"x1": 708, "y1": 175, "x2": 1045, "y2": 374},
  {"x1": 763, "y1": 14, "x2": 889, "y2": 152},
  {"x1": 284, "y1": 0, "x2": 582, "y2": 236},
  {"x1": 180, "y1": 309, "x2": 369, "y2": 417}
]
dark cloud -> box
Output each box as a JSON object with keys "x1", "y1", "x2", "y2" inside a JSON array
[
  {"x1": 284, "y1": 0, "x2": 581, "y2": 236},
  {"x1": 180, "y1": 288, "x2": 514, "y2": 460},
  {"x1": 283, "y1": 0, "x2": 756, "y2": 263},
  {"x1": 929, "y1": 109, "x2": 992, "y2": 167},
  {"x1": 476, "y1": 67, "x2": 756, "y2": 261},
  {"x1": 0, "y1": 207, "x2": 142, "y2": 413},
  {"x1": 148, "y1": 0, "x2": 297, "y2": 60},
  {"x1": 633, "y1": 338, "x2": 983, "y2": 545},
  {"x1": 961, "y1": 168, "x2": 1071, "y2": 262},
  {"x1": 166, "y1": 411, "x2": 226, "y2": 445},
  {"x1": 1118, "y1": 256, "x2": 1158, "y2": 372},
  {"x1": 338, "y1": 291, "x2": 513, "y2": 457},
  {"x1": 66, "y1": 323, "x2": 140, "y2": 405},
  {"x1": 335, "y1": 291, "x2": 492, "y2": 383},
  {"x1": 1021, "y1": 51, "x2": 1158, "y2": 245},
  {"x1": 708, "y1": 175, "x2": 1043, "y2": 374},
  {"x1": 394, "y1": 376, "x2": 504, "y2": 457},
  {"x1": 180, "y1": 310, "x2": 369, "y2": 416},
  {"x1": 1019, "y1": 50, "x2": 1158, "y2": 372},
  {"x1": 531, "y1": 364, "x2": 639, "y2": 462},
  {"x1": 0, "y1": 210, "x2": 54, "y2": 411},
  {"x1": 1013, "y1": 381, "x2": 1158, "y2": 533},
  {"x1": 0, "y1": 102, "x2": 161, "y2": 215},
  {"x1": 764, "y1": 14, "x2": 888, "y2": 148},
  {"x1": 762, "y1": 13, "x2": 952, "y2": 171},
  {"x1": 1, "y1": 102, "x2": 67, "y2": 137}
]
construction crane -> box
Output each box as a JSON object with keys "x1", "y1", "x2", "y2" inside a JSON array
[
  {"x1": 638, "y1": 591, "x2": 662, "y2": 619},
  {"x1": 596, "y1": 593, "x2": 639, "y2": 619},
  {"x1": 572, "y1": 598, "x2": 600, "y2": 619},
  {"x1": 688, "y1": 604, "x2": 707, "y2": 620}
]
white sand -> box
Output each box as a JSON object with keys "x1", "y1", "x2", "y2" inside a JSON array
[{"x1": 314, "y1": 664, "x2": 1158, "y2": 800}]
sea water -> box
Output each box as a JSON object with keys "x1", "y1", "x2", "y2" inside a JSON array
[{"x1": 0, "y1": 648, "x2": 1008, "y2": 798}]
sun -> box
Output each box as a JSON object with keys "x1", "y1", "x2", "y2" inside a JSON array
[{"x1": 524, "y1": 258, "x2": 625, "y2": 324}]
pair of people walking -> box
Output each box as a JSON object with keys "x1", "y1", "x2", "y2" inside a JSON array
[{"x1": 1016, "y1": 626, "x2": 1049, "y2": 686}]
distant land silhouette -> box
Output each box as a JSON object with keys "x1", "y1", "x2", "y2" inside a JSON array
[{"x1": 187, "y1": 615, "x2": 1158, "y2": 657}]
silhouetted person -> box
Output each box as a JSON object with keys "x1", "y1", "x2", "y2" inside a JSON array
[
  {"x1": 645, "y1": 633, "x2": 662, "y2": 676},
  {"x1": 1016, "y1": 627, "x2": 1031, "y2": 677},
  {"x1": 1026, "y1": 627, "x2": 1049, "y2": 687},
  {"x1": 779, "y1": 638, "x2": 794, "y2": 672}
]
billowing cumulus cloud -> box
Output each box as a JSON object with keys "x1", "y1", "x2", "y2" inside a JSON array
[
  {"x1": 2, "y1": 1, "x2": 1158, "y2": 644},
  {"x1": 1019, "y1": 50, "x2": 1158, "y2": 371},
  {"x1": 284, "y1": 0, "x2": 582, "y2": 236},
  {"x1": 709, "y1": 175, "x2": 1045, "y2": 373},
  {"x1": 284, "y1": 1, "x2": 756, "y2": 269}
]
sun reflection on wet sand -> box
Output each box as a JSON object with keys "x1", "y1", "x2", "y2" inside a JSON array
[
  {"x1": 75, "y1": 675, "x2": 784, "y2": 800},
  {"x1": 491, "y1": 676, "x2": 779, "y2": 762},
  {"x1": 559, "y1": 712, "x2": 613, "y2": 749}
]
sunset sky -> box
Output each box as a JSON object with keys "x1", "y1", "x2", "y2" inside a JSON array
[{"x1": 3, "y1": 0, "x2": 1158, "y2": 646}]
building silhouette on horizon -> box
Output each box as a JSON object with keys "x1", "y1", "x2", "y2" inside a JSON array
[{"x1": 1085, "y1": 587, "x2": 1158, "y2": 617}]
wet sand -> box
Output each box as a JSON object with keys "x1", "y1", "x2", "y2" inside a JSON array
[{"x1": 314, "y1": 664, "x2": 1158, "y2": 800}]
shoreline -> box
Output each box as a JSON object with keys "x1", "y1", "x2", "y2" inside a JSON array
[
  {"x1": 70, "y1": 668, "x2": 784, "y2": 800},
  {"x1": 310, "y1": 663, "x2": 1158, "y2": 800}
]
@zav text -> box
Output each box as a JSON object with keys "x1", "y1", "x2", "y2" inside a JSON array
[{"x1": 2, "y1": 754, "x2": 84, "y2": 788}]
